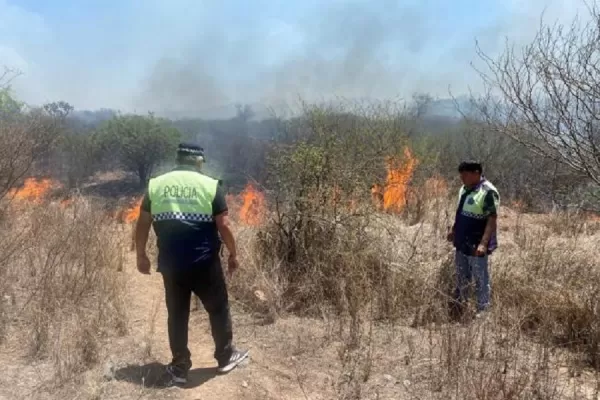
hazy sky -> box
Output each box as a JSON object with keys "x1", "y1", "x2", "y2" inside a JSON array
[{"x1": 0, "y1": 0, "x2": 590, "y2": 117}]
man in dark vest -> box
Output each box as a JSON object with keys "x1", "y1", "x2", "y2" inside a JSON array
[
  {"x1": 447, "y1": 160, "x2": 500, "y2": 317},
  {"x1": 135, "y1": 142, "x2": 249, "y2": 386}
]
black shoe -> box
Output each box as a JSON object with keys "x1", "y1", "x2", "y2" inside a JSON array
[
  {"x1": 164, "y1": 364, "x2": 188, "y2": 386},
  {"x1": 217, "y1": 348, "x2": 249, "y2": 374}
]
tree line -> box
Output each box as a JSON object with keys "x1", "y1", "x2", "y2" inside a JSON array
[{"x1": 2, "y1": 2, "x2": 600, "y2": 213}]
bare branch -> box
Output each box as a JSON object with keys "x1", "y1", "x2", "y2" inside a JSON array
[
  {"x1": 473, "y1": 3, "x2": 600, "y2": 185},
  {"x1": 0, "y1": 66, "x2": 22, "y2": 91}
]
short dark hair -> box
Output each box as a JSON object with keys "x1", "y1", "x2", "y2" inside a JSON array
[
  {"x1": 458, "y1": 160, "x2": 482, "y2": 174},
  {"x1": 176, "y1": 154, "x2": 204, "y2": 165},
  {"x1": 176, "y1": 142, "x2": 205, "y2": 165},
  {"x1": 177, "y1": 142, "x2": 204, "y2": 157}
]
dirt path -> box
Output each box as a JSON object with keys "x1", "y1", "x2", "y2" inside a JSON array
[
  {"x1": 0, "y1": 248, "x2": 326, "y2": 400},
  {"x1": 102, "y1": 251, "x2": 317, "y2": 400}
]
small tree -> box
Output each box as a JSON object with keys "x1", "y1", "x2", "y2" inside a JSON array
[
  {"x1": 0, "y1": 67, "x2": 24, "y2": 118},
  {"x1": 473, "y1": 3, "x2": 600, "y2": 190},
  {"x1": 0, "y1": 96, "x2": 63, "y2": 201},
  {"x1": 58, "y1": 131, "x2": 102, "y2": 189},
  {"x1": 99, "y1": 113, "x2": 181, "y2": 186}
]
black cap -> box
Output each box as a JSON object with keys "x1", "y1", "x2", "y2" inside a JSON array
[
  {"x1": 458, "y1": 160, "x2": 482, "y2": 173},
  {"x1": 177, "y1": 142, "x2": 204, "y2": 158}
]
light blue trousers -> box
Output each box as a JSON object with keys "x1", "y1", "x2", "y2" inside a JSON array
[{"x1": 454, "y1": 251, "x2": 490, "y2": 312}]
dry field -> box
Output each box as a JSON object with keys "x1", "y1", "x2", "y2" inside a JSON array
[{"x1": 1, "y1": 176, "x2": 600, "y2": 400}]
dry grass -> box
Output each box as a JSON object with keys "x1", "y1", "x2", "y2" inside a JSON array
[
  {"x1": 1, "y1": 197, "x2": 127, "y2": 384},
  {"x1": 227, "y1": 187, "x2": 600, "y2": 399},
  {"x1": 496, "y1": 212, "x2": 600, "y2": 369},
  {"x1": 2, "y1": 175, "x2": 600, "y2": 399}
]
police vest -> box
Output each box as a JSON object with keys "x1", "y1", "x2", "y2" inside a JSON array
[
  {"x1": 148, "y1": 170, "x2": 218, "y2": 223},
  {"x1": 457, "y1": 179, "x2": 500, "y2": 220},
  {"x1": 454, "y1": 179, "x2": 500, "y2": 254}
]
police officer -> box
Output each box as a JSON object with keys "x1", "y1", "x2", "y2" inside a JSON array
[
  {"x1": 135, "y1": 142, "x2": 248, "y2": 385},
  {"x1": 447, "y1": 161, "x2": 500, "y2": 317}
]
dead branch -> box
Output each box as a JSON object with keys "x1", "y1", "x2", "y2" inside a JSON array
[{"x1": 473, "y1": 4, "x2": 600, "y2": 185}]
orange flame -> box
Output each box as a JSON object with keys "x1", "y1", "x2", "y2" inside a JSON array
[
  {"x1": 8, "y1": 177, "x2": 56, "y2": 203},
  {"x1": 382, "y1": 147, "x2": 417, "y2": 213},
  {"x1": 239, "y1": 183, "x2": 266, "y2": 226},
  {"x1": 122, "y1": 197, "x2": 143, "y2": 223}
]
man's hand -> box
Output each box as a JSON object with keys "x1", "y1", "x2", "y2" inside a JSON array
[
  {"x1": 137, "y1": 253, "x2": 151, "y2": 275},
  {"x1": 475, "y1": 244, "x2": 487, "y2": 257},
  {"x1": 227, "y1": 254, "x2": 239, "y2": 278}
]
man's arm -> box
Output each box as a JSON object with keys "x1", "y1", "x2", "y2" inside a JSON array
[
  {"x1": 480, "y1": 190, "x2": 499, "y2": 247},
  {"x1": 480, "y1": 215, "x2": 497, "y2": 247},
  {"x1": 135, "y1": 192, "x2": 152, "y2": 258},
  {"x1": 448, "y1": 188, "x2": 464, "y2": 242},
  {"x1": 215, "y1": 212, "x2": 237, "y2": 259},
  {"x1": 212, "y1": 186, "x2": 237, "y2": 258}
]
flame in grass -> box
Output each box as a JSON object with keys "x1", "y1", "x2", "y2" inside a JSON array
[
  {"x1": 8, "y1": 177, "x2": 75, "y2": 208},
  {"x1": 8, "y1": 177, "x2": 55, "y2": 203},
  {"x1": 122, "y1": 197, "x2": 143, "y2": 223},
  {"x1": 239, "y1": 183, "x2": 266, "y2": 226},
  {"x1": 382, "y1": 147, "x2": 417, "y2": 213}
]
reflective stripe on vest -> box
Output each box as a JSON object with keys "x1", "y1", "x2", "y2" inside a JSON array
[
  {"x1": 148, "y1": 170, "x2": 218, "y2": 222},
  {"x1": 457, "y1": 180, "x2": 500, "y2": 219}
]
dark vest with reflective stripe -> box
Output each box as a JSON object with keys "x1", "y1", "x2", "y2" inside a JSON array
[
  {"x1": 453, "y1": 179, "x2": 500, "y2": 255},
  {"x1": 148, "y1": 169, "x2": 219, "y2": 269}
]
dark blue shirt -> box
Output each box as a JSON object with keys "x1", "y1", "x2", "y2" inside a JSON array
[{"x1": 453, "y1": 180, "x2": 499, "y2": 256}]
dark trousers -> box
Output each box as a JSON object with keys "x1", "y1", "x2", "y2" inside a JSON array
[{"x1": 160, "y1": 257, "x2": 233, "y2": 370}]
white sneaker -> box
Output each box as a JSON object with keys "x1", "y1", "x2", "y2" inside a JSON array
[{"x1": 217, "y1": 349, "x2": 249, "y2": 374}]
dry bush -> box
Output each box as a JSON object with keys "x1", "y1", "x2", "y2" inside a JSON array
[
  {"x1": 0, "y1": 108, "x2": 62, "y2": 202},
  {"x1": 227, "y1": 100, "x2": 600, "y2": 398},
  {"x1": 493, "y1": 217, "x2": 600, "y2": 370},
  {"x1": 4, "y1": 198, "x2": 127, "y2": 382},
  {"x1": 235, "y1": 189, "x2": 600, "y2": 398},
  {"x1": 407, "y1": 318, "x2": 590, "y2": 399},
  {"x1": 0, "y1": 212, "x2": 25, "y2": 343},
  {"x1": 230, "y1": 102, "x2": 459, "y2": 324},
  {"x1": 473, "y1": 3, "x2": 600, "y2": 188},
  {"x1": 542, "y1": 210, "x2": 600, "y2": 237},
  {"x1": 234, "y1": 192, "x2": 457, "y2": 332},
  {"x1": 0, "y1": 101, "x2": 63, "y2": 345},
  {"x1": 229, "y1": 102, "x2": 417, "y2": 321},
  {"x1": 257, "y1": 211, "x2": 385, "y2": 317},
  {"x1": 371, "y1": 205, "x2": 600, "y2": 398}
]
